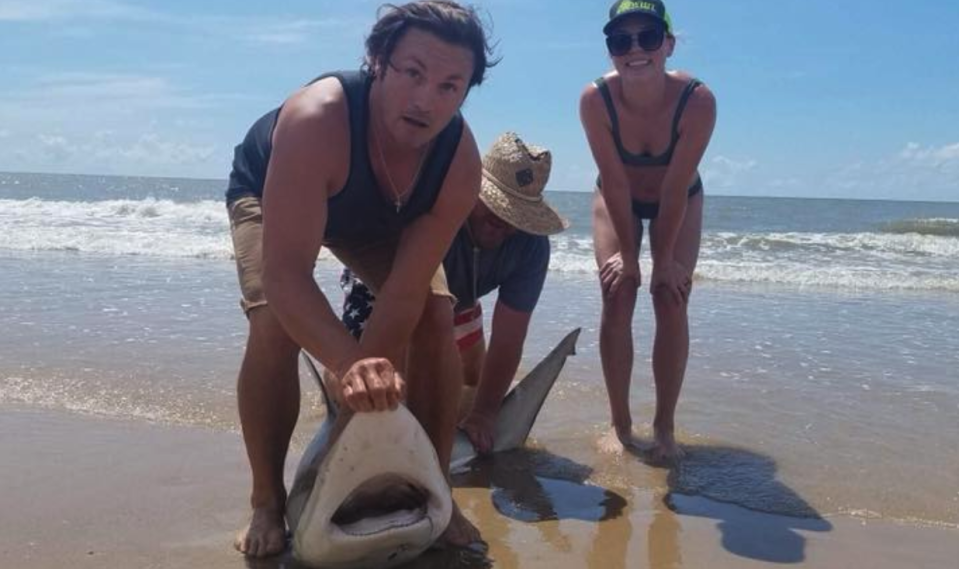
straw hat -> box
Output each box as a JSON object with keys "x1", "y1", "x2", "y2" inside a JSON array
[{"x1": 479, "y1": 132, "x2": 569, "y2": 236}]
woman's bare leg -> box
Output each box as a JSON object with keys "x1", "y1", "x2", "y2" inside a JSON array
[
  {"x1": 648, "y1": 193, "x2": 703, "y2": 461},
  {"x1": 592, "y1": 191, "x2": 644, "y2": 450}
]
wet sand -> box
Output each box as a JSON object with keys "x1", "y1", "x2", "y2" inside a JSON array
[{"x1": 2, "y1": 405, "x2": 956, "y2": 569}]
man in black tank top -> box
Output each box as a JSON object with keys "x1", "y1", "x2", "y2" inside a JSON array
[{"x1": 225, "y1": 2, "x2": 496, "y2": 556}]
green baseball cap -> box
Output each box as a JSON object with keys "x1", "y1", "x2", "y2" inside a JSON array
[{"x1": 603, "y1": 0, "x2": 672, "y2": 35}]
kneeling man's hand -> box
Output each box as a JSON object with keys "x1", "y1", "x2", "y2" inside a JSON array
[
  {"x1": 460, "y1": 411, "x2": 497, "y2": 455},
  {"x1": 339, "y1": 358, "x2": 405, "y2": 413}
]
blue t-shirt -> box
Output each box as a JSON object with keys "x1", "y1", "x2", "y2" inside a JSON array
[
  {"x1": 443, "y1": 228, "x2": 550, "y2": 313},
  {"x1": 338, "y1": 228, "x2": 550, "y2": 338}
]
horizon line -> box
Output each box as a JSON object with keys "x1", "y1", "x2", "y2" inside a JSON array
[{"x1": 2, "y1": 170, "x2": 957, "y2": 206}]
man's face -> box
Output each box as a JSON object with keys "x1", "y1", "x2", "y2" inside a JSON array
[
  {"x1": 468, "y1": 200, "x2": 517, "y2": 250},
  {"x1": 374, "y1": 27, "x2": 474, "y2": 149}
]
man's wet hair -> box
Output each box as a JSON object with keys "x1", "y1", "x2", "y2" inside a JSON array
[{"x1": 365, "y1": 1, "x2": 499, "y2": 88}]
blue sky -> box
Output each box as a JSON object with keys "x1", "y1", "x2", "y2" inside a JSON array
[{"x1": 1, "y1": 0, "x2": 957, "y2": 201}]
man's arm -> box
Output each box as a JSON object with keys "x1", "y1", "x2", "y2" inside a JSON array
[
  {"x1": 359, "y1": 123, "x2": 482, "y2": 365},
  {"x1": 461, "y1": 235, "x2": 549, "y2": 453},
  {"x1": 260, "y1": 81, "x2": 378, "y2": 405},
  {"x1": 462, "y1": 300, "x2": 532, "y2": 453}
]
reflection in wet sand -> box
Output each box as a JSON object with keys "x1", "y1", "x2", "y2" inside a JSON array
[
  {"x1": 456, "y1": 449, "x2": 627, "y2": 523},
  {"x1": 256, "y1": 443, "x2": 829, "y2": 568},
  {"x1": 455, "y1": 448, "x2": 628, "y2": 567},
  {"x1": 585, "y1": 487, "x2": 633, "y2": 569},
  {"x1": 649, "y1": 493, "x2": 682, "y2": 569}
]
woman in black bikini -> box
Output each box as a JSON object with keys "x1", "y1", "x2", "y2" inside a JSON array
[{"x1": 580, "y1": 0, "x2": 716, "y2": 460}]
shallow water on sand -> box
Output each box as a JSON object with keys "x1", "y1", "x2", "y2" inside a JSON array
[{"x1": 2, "y1": 248, "x2": 957, "y2": 530}]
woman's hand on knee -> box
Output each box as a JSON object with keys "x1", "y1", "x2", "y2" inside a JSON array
[
  {"x1": 651, "y1": 260, "x2": 691, "y2": 306},
  {"x1": 600, "y1": 252, "x2": 641, "y2": 296}
]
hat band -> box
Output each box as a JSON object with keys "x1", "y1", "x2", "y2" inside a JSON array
[{"x1": 482, "y1": 167, "x2": 544, "y2": 204}]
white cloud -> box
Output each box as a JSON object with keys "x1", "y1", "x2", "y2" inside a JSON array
[
  {"x1": 2, "y1": 1, "x2": 364, "y2": 47},
  {"x1": 0, "y1": 72, "x2": 251, "y2": 131},
  {"x1": 899, "y1": 142, "x2": 959, "y2": 168},
  {"x1": 711, "y1": 156, "x2": 758, "y2": 173},
  {"x1": 0, "y1": 129, "x2": 10, "y2": 138},
  {"x1": 0, "y1": 71, "x2": 227, "y2": 176},
  {"x1": 243, "y1": 19, "x2": 354, "y2": 46},
  {"x1": 117, "y1": 133, "x2": 216, "y2": 164},
  {"x1": 0, "y1": 0, "x2": 156, "y2": 22},
  {"x1": 700, "y1": 155, "x2": 758, "y2": 190},
  {"x1": 825, "y1": 143, "x2": 959, "y2": 200},
  {"x1": 37, "y1": 134, "x2": 73, "y2": 161},
  {"x1": 768, "y1": 177, "x2": 802, "y2": 190},
  {"x1": 33, "y1": 73, "x2": 199, "y2": 107},
  {"x1": 31, "y1": 131, "x2": 216, "y2": 167}
]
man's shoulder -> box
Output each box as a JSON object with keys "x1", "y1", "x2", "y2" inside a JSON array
[
  {"x1": 488, "y1": 232, "x2": 550, "y2": 312},
  {"x1": 268, "y1": 73, "x2": 359, "y2": 172},
  {"x1": 281, "y1": 75, "x2": 351, "y2": 129},
  {"x1": 488, "y1": 231, "x2": 550, "y2": 278},
  {"x1": 503, "y1": 232, "x2": 550, "y2": 259}
]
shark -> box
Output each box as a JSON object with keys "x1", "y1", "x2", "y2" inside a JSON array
[{"x1": 286, "y1": 328, "x2": 580, "y2": 568}]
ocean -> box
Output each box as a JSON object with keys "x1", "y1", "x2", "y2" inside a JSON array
[{"x1": 2, "y1": 171, "x2": 957, "y2": 531}]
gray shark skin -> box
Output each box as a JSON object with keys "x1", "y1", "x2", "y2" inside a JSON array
[{"x1": 287, "y1": 328, "x2": 580, "y2": 568}]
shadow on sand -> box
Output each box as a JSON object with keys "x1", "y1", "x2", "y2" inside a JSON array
[
  {"x1": 241, "y1": 448, "x2": 620, "y2": 569},
  {"x1": 455, "y1": 447, "x2": 628, "y2": 524},
  {"x1": 241, "y1": 539, "x2": 493, "y2": 569},
  {"x1": 662, "y1": 443, "x2": 833, "y2": 564},
  {"x1": 242, "y1": 445, "x2": 827, "y2": 568}
]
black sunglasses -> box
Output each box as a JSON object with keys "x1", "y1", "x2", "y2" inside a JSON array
[{"x1": 605, "y1": 27, "x2": 666, "y2": 56}]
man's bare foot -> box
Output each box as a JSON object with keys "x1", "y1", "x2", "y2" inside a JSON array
[
  {"x1": 440, "y1": 501, "x2": 484, "y2": 549},
  {"x1": 234, "y1": 505, "x2": 287, "y2": 558},
  {"x1": 597, "y1": 426, "x2": 641, "y2": 455},
  {"x1": 650, "y1": 427, "x2": 685, "y2": 464}
]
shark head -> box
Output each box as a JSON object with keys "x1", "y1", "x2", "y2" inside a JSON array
[
  {"x1": 290, "y1": 328, "x2": 580, "y2": 567},
  {"x1": 287, "y1": 407, "x2": 452, "y2": 569}
]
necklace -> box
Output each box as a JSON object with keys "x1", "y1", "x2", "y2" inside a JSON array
[{"x1": 372, "y1": 121, "x2": 429, "y2": 213}]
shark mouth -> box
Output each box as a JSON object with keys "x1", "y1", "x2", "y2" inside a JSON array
[
  {"x1": 289, "y1": 407, "x2": 452, "y2": 569},
  {"x1": 331, "y1": 474, "x2": 431, "y2": 536}
]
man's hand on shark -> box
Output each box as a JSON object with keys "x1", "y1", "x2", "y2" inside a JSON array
[
  {"x1": 338, "y1": 357, "x2": 406, "y2": 412},
  {"x1": 460, "y1": 409, "x2": 497, "y2": 455}
]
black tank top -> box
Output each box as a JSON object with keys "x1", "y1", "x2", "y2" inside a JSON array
[{"x1": 225, "y1": 70, "x2": 464, "y2": 247}]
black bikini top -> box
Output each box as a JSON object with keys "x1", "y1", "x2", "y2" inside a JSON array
[{"x1": 594, "y1": 76, "x2": 702, "y2": 167}]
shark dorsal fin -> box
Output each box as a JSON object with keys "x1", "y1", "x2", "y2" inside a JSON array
[
  {"x1": 301, "y1": 352, "x2": 339, "y2": 420},
  {"x1": 493, "y1": 328, "x2": 580, "y2": 452}
]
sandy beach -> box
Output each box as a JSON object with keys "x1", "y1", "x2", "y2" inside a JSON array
[
  {"x1": 3, "y1": 178, "x2": 958, "y2": 567},
  {"x1": 2, "y1": 405, "x2": 956, "y2": 569}
]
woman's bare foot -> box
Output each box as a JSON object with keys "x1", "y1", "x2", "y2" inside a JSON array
[
  {"x1": 650, "y1": 427, "x2": 685, "y2": 464},
  {"x1": 440, "y1": 501, "x2": 484, "y2": 549},
  {"x1": 234, "y1": 505, "x2": 287, "y2": 558},
  {"x1": 597, "y1": 425, "x2": 642, "y2": 455}
]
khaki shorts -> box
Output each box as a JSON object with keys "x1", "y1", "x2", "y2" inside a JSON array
[{"x1": 228, "y1": 195, "x2": 451, "y2": 315}]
